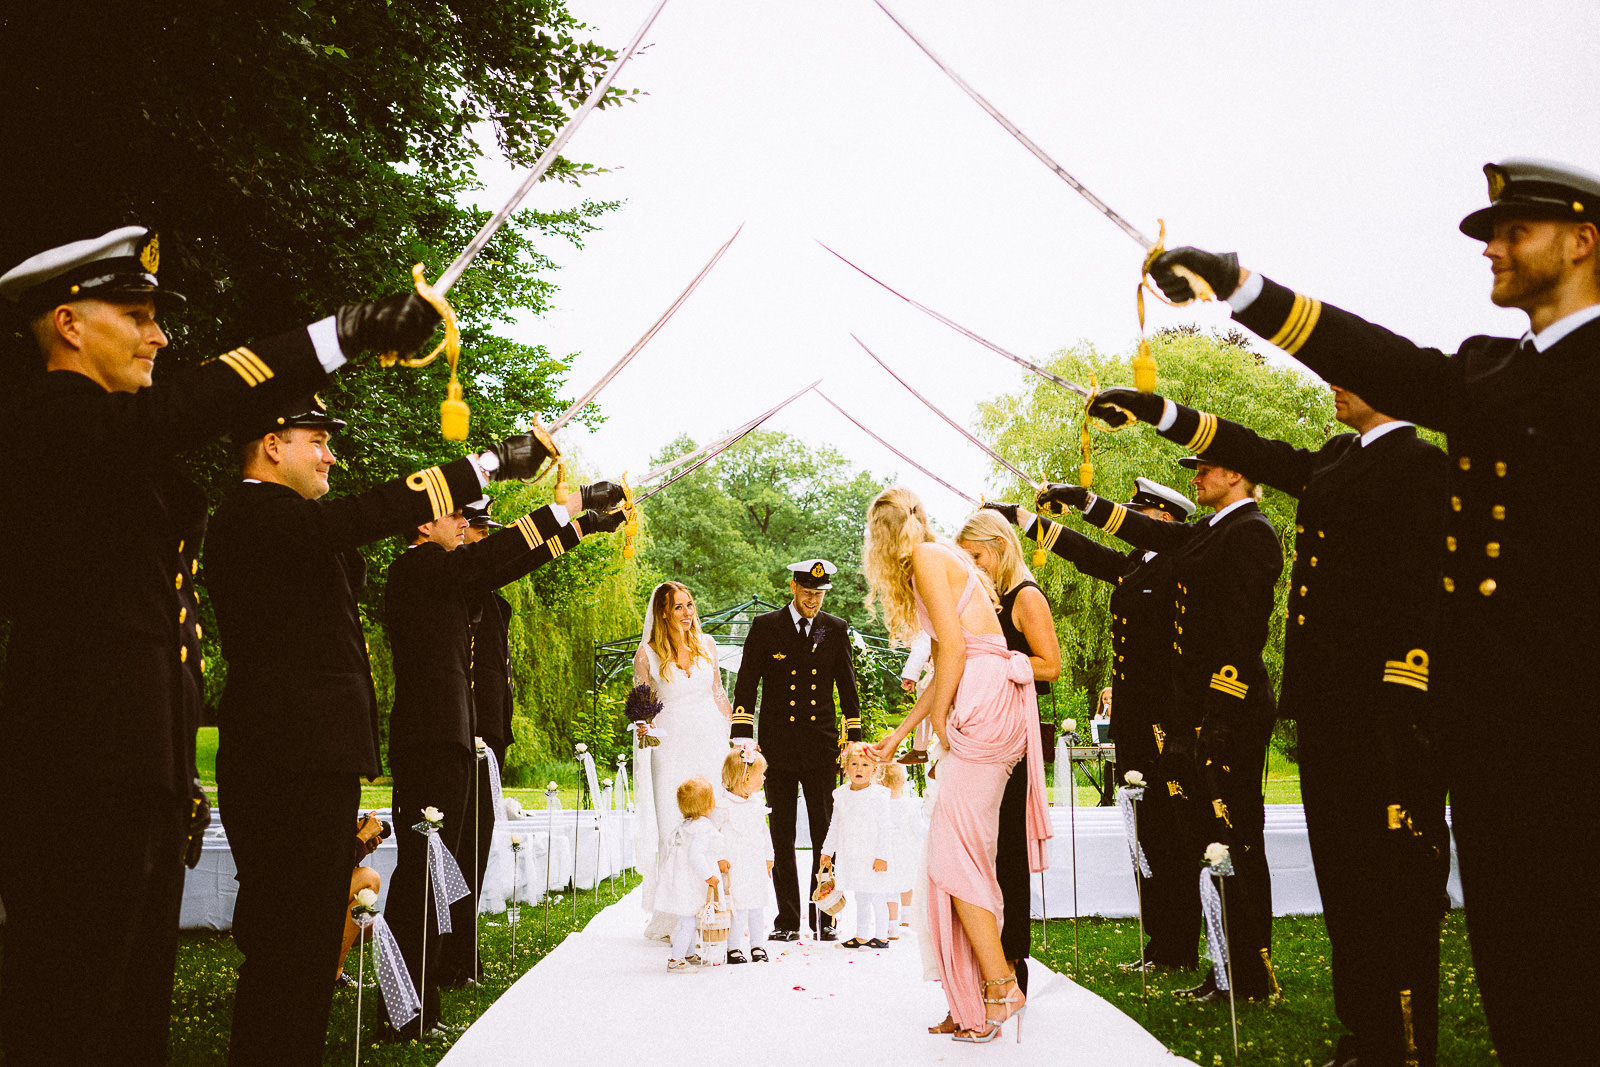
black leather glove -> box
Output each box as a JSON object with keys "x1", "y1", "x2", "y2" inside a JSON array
[
  {"x1": 981, "y1": 501, "x2": 1020, "y2": 525},
  {"x1": 1089, "y1": 387, "x2": 1165, "y2": 429},
  {"x1": 487, "y1": 433, "x2": 555, "y2": 481},
  {"x1": 1147, "y1": 247, "x2": 1241, "y2": 303},
  {"x1": 578, "y1": 507, "x2": 626, "y2": 534},
  {"x1": 1035, "y1": 482, "x2": 1090, "y2": 514},
  {"x1": 579, "y1": 480, "x2": 625, "y2": 512},
  {"x1": 184, "y1": 777, "x2": 211, "y2": 870},
  {"x1": 334, "y1": 293, "x2": 442, "y2": 358}
]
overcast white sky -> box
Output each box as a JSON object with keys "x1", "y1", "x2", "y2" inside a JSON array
[{"x1": 468, "y1": 0, "x2": 1600, "y2": 529}]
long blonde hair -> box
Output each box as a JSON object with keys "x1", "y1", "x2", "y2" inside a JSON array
[
  {"x1": 646, "y1": 581, "x2": 711, "y2": 682},
  {"x1": 862, "y1": 486, "x2": 934, "y2": 645},
  {"x1": 956, "y1": 509, "x2": 1035, "y2": 596}
]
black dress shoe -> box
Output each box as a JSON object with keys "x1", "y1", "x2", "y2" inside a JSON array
[
  {"x1": 726, "y1": 949, "x2": 748, "y2": 965},
  {"x1": 865, "y1": 938, "x2": 889, "y2": 949},
  {"x1": 750, "y1": 946, "x2": 768, "y2": 962},
  {"x1": 1177, "y1": 971, "x2": 1218, "y2": 999},
  {"x1": 817, "y1": 927, "x2": 839, "y2": 942},
  {"x1": 768, "y1": 928, "x2": 799, "y2": 942}
]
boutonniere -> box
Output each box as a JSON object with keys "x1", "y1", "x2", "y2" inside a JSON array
[{"x1": 810, "y1": 623, "x2": 827, "y2": 651}]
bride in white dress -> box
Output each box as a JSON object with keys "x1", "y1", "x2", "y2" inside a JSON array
[{"x1": 632, "y1": 581, "x2": 733, "y2": 934}]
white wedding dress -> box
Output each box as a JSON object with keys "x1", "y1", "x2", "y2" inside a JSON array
[{"x1": 633, "y1": 630, "x2": 733, "y2": 930}]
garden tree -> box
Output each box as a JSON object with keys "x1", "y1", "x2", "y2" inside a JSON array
[
  {"x1": 637, "y1": 430, "x2": 896, "y2": 632},
  {"x1": 975, "y1": 327, "x2": 1352, "y2": 757},
  {"x1": 0, "y1": 0, "x2": 636, "y2": 705}
]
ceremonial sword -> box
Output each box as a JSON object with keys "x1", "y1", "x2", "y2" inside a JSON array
[
  {"x1": 815, "y1": 391, "x2": 978, "y2": 506},
  {"x1": 437, "y1": 0, "x2": 672, "y2": 294},
  {"x1": 546, "y1": 225, "x2": 742, "y2": 436},
  {"x1": 820, "y1": 242, "x2": 1092, "y2": 399},
  {"x1": 630, "y1": 379, "x2": 822, "y2": 505},
  {"x1": 852, "y1": 335, "x2": 1041, "y2": 488}
]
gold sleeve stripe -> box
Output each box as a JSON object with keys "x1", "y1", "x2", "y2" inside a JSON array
[
  {"x1": 1037, "y1": 520, "x2": 1063, "y2": 555},
  {"x1": 514, "y1": 514, "x2": 545, "y2": 552},
  {"x1": 1382, "y1": 648, "x2": 1429, "y2": 691},
  {"x1": 1268, "y1": 292, "x2": 1324, "y2": 356},
  {"x1": 405, "y1": 466, "x2": 452, "y2": 517},
  {"x1": 1209, "y1": 665, "x2": 1249, "y2": 699},
  {"x1": 1185, "y1": 411, "x2": 1219, "y2": 453},
  {"x1": 548, "y1": 534, "x2": 566, "y2": 558},
  {"x1": 1101, "y1": 503, "x2": 1129, "y2": 537},
  {"x1": 218, "y1": 348, "x2": 273, "y2": 387}
]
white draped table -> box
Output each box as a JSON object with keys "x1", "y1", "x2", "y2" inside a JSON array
[{"x1": 179, "y1": 807, "x2": 635, "y2": 930}]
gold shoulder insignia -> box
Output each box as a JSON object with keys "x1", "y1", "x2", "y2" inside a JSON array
[
  {"x1": 1209, "y1": 665, "x2": 1249, "y2": 699},
  {"x1": 1212, "y1": 799, "x2": 1233, "y2": 829},
  {"x1": 1382, "y1": 649, "x2": 1429, "y2": 692}
]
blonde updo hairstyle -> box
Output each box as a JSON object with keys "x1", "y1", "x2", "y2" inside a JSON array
[{"x1": 955, "y1": 509, "x2": 1036, "y2": 596}]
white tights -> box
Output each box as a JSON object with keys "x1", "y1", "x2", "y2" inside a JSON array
[
  {"x1": 726, "y1": 907, "x2": 764, "y2": 953},
  {"x1": 853, "y1": 893, "x2": 890, "y2": 942},
  {"x1": 671, "y1": 914, "x2": 698, "y2": 959}
]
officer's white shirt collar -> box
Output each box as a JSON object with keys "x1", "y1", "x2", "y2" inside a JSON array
[
  {"x1": 1522, "y1": 301, "x2": 1600, "y2": 352},
  {"x1": 1206, "y1": 497, "x2": 1254, "y2": 526},
  {"x1": 1359, "y1": 420, "x2": 1413, "y2": 447},
  {"x1": 788, "y1": 603, "x2": 812, "y2": 632}
]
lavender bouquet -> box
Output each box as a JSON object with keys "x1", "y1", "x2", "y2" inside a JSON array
[{"x1": 624, "y1": 683, "x2": 664, "y2": 747}]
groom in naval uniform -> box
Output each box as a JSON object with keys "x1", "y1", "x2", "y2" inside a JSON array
[{"x1": 732, "y1": 560, "x2": 862, "y2": 941}]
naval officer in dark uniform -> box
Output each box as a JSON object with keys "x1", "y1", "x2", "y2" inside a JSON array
[
  {"x1": 988, "y1": 476, "x2": 1202, "y2": 973},
  {"x1": 0, "y1": 227, "x2": 438, "y2": 1066},
  {"x1": 206, "y1": 400, "x2": 539, "y2": 1064},
  {"x1": 1086, "y1": 383, "x2": 1449, "y2": 1065},
  {"x1": 1144, "y1": 157, "x2": 1600, "y2": 1065},
  {"x1": 731, "y1": 560, "x2": 862, "y2": 941},
  {"x1": 1041, "y1": 455, "x2": 1283, "y2": 1002},
  {"x1": 383, "y1": 479, "x2": 623, "y2": 1036}
]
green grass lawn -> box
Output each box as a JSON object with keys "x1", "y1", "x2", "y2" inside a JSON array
[{"x1": 1033, "y1": 910, "x2": 1493, "y2": 1066}]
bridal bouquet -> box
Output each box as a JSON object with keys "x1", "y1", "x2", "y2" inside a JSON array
[{"x1": 624, "y1": 683, "x2": 664, "y2": 747}]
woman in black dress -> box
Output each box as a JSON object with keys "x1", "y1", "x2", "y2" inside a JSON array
[{"x1": 955, "y1": 509, "x2": 1061, "y2": 1000}]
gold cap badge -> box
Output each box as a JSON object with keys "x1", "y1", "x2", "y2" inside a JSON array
[{"x1": 139, "y1": 233, "x2": 160, "y2": 273}]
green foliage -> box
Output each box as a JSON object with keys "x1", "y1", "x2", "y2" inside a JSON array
[
  {"x1": 637, "y1": 430, "x2": 895, "y2": 634},
  {"x1": 977, "y1": 329, "x2": 1337, "y2": 755}
]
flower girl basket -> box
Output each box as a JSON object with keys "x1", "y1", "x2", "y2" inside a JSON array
[
  {"x1": 811, "y1": 870, "x2": 848, "y2": 918},
  {"x1": 697, "y1": 884, "x2": 732, "y2": 963}
]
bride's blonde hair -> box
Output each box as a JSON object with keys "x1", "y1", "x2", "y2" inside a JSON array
[
  {"x1": 647, "y1": 581, "x2": 711, "y2": 682},
  {"x1": 862, "y1": 486, "x2": 937, "y2": 645}
]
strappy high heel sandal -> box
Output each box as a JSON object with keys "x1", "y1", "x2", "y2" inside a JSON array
[{"x1": 953, "y1": 973, "x2": 1026, "y2": 1044}]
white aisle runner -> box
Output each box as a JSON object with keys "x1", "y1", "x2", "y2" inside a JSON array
[{"x1": 440, "y1": 887, "x2": 1194, "y2": 1066}]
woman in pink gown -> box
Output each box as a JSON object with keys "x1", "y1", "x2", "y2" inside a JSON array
[{"x1": 863, "y1": 487, "x2": 1050, "y2": 1043}]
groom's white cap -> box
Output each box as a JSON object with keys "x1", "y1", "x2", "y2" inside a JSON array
[{"x1": 788, "y1": 559, "x2": 836, "y2": 590}]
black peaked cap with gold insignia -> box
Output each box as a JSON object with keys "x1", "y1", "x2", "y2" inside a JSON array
[
  {"x1": 230, "y1": 395, "x2": 346, "y2": 446},
  {"x1": 0, "y1": 226, "x2": 186, "y2": 314},
  {"x1": 1460, "y1": 158, "x2": 1600, "y2": 241}
]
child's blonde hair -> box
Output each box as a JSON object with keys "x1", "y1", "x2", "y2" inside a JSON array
[
  {"x1": 876, "y1": 761, "x2": 907, "y2": 789},
  {"x1": 676, "y1": 776, "x2": 714, "y2": 819},
  {"x1": 721, "y1": 747, "x2": 768, "y2": 791},
  {"x1": 838, "y1": 740, "x2": 877, "y2": 773}
]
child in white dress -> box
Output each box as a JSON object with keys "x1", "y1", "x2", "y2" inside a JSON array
[
  {"x1": 877, "y1": 761, "x2": 924, "y2": 940},
  {"x1": 711, "y1": 748, "x2": 775, "y2": 963},
  {"x1": 655, "y1": 776, "x2": 721, "y2": 973},
  {"x1": 821, "y1": 743, "x2": 896, "y2": 948}
]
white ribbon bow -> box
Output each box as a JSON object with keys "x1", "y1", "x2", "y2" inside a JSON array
[
  {"x1": 1198, "y1": 862, "x2": 1234, "y2": 992},
  {"x1": 426, "y1": 832, "x2": 471, "y2": 933},
  {"x1": 372, "y1": 914, "x2": 422, "y2": 1028},
  {"x1": 1114, "y1": 785, "x2": 1152, "y2": 878}
]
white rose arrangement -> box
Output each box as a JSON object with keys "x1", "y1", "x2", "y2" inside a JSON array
[
  {"x1": 351, "y1": 886, "x2": 379, "y2": 922},
  {"x1": 474, "y1": 735, "x2": 486, "y2": 751},
  {"x1": 1062, "y1": 717, "x2": 1076, "y2": 733},
  {"x1": 1124, "y1": 770, "x2": 1145, "y2": 787},
  {"x1": 509, "y1": 833, "x2": 524, "y2": 850},
  {"x1": 422, "y1": 806, "x2": 443, "y2": 826},
  {"x1": 546, "y1": 780, "x2": 559, "y2": 792},
  {"x1": 1204, "y1": 842, "x2": 1230, "y2": 868},
  {"x1": 574, "y1": 743, "x2": 588, "y2": 755}
]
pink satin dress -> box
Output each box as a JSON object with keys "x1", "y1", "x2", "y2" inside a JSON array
[{"x1": 916, "y1": 545, "x2": 1051, "y2": 1030}]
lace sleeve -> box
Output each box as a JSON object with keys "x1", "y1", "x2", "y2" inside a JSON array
[
  {"x1": 633, "y1": 645, "x2": 654, "y2": 692},
  {"x1": 707, "y1": 634, "x2": 734, "y2": 723}
]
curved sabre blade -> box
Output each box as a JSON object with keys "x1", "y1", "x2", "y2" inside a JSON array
[{"x1": 817, "y1": 391, "x2": 977, "y2": 505}]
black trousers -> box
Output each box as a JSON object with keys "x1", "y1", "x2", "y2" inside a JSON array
[
  {"x1": 384, "y1": 749, "x2": 473, "y2": 1033},
  {"x1": 1301, "y1": 714, "x2": 1448, "y2": 1067},
  {"x1": 439, "y1": 754, "x2": 497, "y2": 984},
  {"x1": 767, "y1": 760, "x2": 835, "y2": 932},
  {"x1": 1442, "y1": 657, "x2": 1600, "y2": 1066},
  {"x1": 1137, "y1": 780, "x2": 1202, "y2": 967},
  {"x1": 0, "y1": 790, "x2": 186, "y2": 1066},
  {"x1": 995, "y1": 756, "x2": 1030, "y2": 992},
  {"x1": 1187, "y1": 728, "x2": 1274, "y2": 996},
  {"x1": 221, "y1": 771, "x2": 360, "y2": 1067}
]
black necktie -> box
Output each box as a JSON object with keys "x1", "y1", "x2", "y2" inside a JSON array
[{"x1": 798, "y1": 617, "x2": 810, "y2": 640}]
